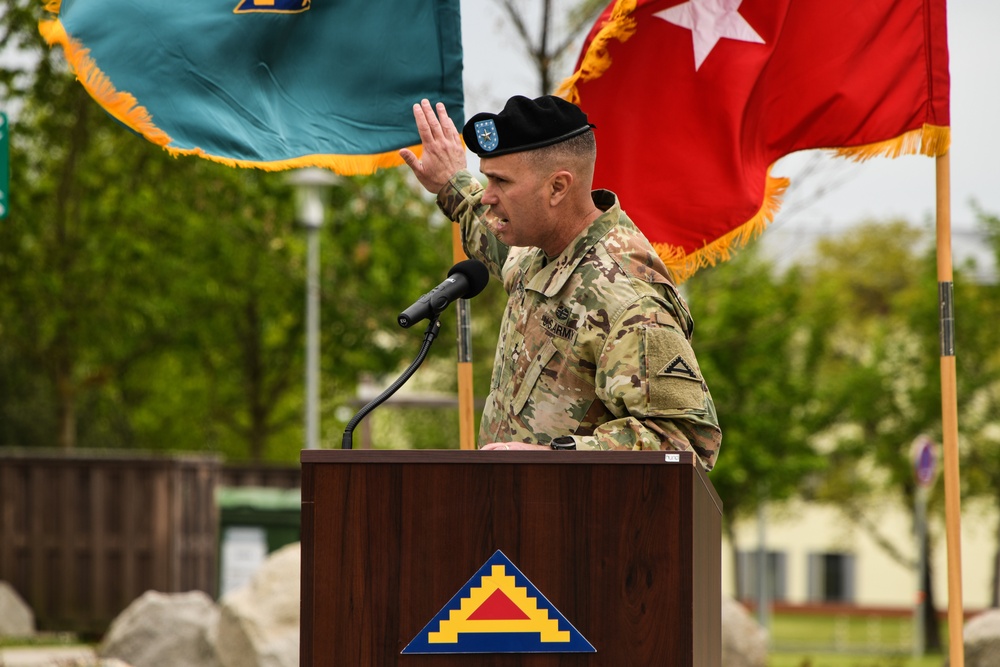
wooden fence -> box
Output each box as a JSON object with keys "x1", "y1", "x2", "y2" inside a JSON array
[
  {"x1": 220, "y1": 463, "x2": 300, "y2": 489},
  {"x1": 0, "y1": 449, "x2": 220, "y2": 635}
]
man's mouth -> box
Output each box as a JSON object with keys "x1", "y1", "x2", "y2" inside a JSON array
[{"x1": 486, "y1": 213, "x2": 509, "y2": 235}]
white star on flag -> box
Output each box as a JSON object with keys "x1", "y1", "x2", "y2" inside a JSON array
[{"x1": 655, "y1": 0, "x2": 765, "y2": 71}]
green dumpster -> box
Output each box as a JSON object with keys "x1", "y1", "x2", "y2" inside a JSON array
[{"x1": 217, "y1": 486, "x2": 301, "y2": 596}]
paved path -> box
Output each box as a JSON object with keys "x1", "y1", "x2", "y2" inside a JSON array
[{"x1": 0, "y1": 646, "x2": 96, "y2": 667}]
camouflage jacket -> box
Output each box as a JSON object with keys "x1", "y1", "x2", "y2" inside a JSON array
[{"x1": 437, "y1": 170, "x2": 721, "y2": 470}]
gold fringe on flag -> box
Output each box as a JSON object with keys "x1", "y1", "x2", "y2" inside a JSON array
[
  {"x1": 39, "y1": 19, "x2": 171, "y2": 147},
  {"x1": 834, "y1": 124, "x2": 951, "y2": 161},
  {"x1": 155, "y1": 145, "x2": 417, "y2": 175},
  {"x1": 555, "y1": 0, "x2": 638, "y2": 104},
  {"x1": 654, "y1": 124, "x2": 949, "y2": 283},
  {"x1": 554, "y1": 0, "x2": 786, "y2": 285},
  {"x1": 658, "y1": 173, "x2": 790, "y2": 283},
  {"x1": 555, "y1": 0, "x2": 952, "y2": 284},
  {"x1": 38, "y1": 15, "x2": 412, "y2": 175}
]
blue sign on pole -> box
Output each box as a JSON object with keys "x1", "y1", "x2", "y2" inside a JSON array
[{"x1": 912, "y1": 436, "x2": 938, "y2": 488}]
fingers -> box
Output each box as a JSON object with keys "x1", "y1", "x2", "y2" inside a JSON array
[
  {"x1": 412, "y1": 99, "x2": 460, "y2": 145},
  {"x1": 403, "y1": 99, "x2": 467, "y2": 195},
  {"x1": 436, "y1": 102, "x2": 461, "y2": 142},
  {"x1": 398, "y1": 147, "x2": 420, "y2": 171},
  {"x1": 414, "y1": 99, "x2": 442, "y2": 143},
  {"x1": 410, "y1": 102, "x2": 430, "y2": 144}
]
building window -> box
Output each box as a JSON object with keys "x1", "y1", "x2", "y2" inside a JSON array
[
  {"x1": 807, "y1": 552, "x2": 856, "y2": 603},
  {"x1": 736, "y1": 550, "x2": 787, "y2": 603}
]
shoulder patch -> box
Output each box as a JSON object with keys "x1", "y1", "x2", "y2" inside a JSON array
[
  {"x1": 644, "y1": 327, "x2": 707, "y2": 413},
  {"x1": 658, "y1": 355, "x2": 700, "y2": 380}
]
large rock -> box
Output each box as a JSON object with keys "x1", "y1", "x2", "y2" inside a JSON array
[
  {"x1": 0, "y1": 581, "x2": 35, "y2": 637},
  {"x1": 98, "y1": 590, "x2": 220, "y2": 667},
  {"x1": 964, "y1": 608, "x2": 1000, "y2": 667},
  {"x1": 215, "y1": 542, "x2": 300, "y2": 667},
  {"x1": 722, "y1": 596, "x2": 768, "y2": 667},
  {"x1": 39, "y1": 656, "x2": 129, "y2": 667}
]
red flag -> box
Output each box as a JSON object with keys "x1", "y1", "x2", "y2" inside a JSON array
[{"x1": 558, "y1": 0, "x2": 950, "y2": 281}]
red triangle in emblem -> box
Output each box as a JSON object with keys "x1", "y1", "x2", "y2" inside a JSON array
[{"x1": 467, "y1": 588, "x2": 531, "y2": 621}]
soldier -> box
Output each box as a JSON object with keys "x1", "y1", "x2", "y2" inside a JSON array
[{"x1": 400, "y1": 95, "x2": 721, "y2": 470}]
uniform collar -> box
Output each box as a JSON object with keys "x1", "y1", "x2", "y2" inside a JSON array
[{"x1": 523, "y1": 190, "x2": 619, "y2": 297}]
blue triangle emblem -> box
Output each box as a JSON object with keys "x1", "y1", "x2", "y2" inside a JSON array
[
  {"x1": 402, "y1": 550, "x2": 596, "y2": 654},
  {"x1": 233, "y1": 0, "x2": 310, "y2": 13}
]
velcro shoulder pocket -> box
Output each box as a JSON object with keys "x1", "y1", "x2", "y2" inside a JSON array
[{"x1": 644, "y1": 326, "x2": 706, "y2": 413}]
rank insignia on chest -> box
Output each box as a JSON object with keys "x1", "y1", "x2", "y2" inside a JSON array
[
  {"x1": 515, "y1": 279, "x2": 526, "y2": 297},
  {"x1": 555, "y1": 305, "x2": 572, "y2": 321}
]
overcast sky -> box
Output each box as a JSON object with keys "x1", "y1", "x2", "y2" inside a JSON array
[{"x1": 460, "y1": 0, "x2": 999, "y2": 276}]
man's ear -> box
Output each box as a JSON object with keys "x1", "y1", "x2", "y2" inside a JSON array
[{"x1": 548, "y1": 170, "x2": 573, "y2": 206}]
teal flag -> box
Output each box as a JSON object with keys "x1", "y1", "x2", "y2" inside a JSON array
[{"x1": 40, "y1": 0, "x2": 464, "y2": 174}]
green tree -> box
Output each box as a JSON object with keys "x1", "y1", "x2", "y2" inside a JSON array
[
  {"x1": 684, "y1": 245, "x2": 826, "y2": 595},
  {"x1": 119, "y1": 164, "x2": 311, "y2": 462},
  {"x1": 0, "y1": 56, "x2": 191, "y2": 448},
  {"x1": 796, "y1": 218, "x2": 963, "y2": 650},
  {"x1": 2, "y1": 0, "x2": 311, "y2": 458},
  {"x1": 0, "y1": 0, "x2": 496, "y2": 460},
  {"x1": 957, "y1": 204, "x2": 1000, "y2": 606}
]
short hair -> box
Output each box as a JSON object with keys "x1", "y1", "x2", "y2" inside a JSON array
[{"x1": 523, "y1": 129, "x2": 596, "y2": 176}]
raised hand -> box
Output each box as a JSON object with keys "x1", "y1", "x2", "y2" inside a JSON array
[{"x1": 399, "y1": 99, "x2": 468, "y2": 195}]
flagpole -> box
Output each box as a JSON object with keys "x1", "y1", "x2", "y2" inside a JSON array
[
  {"x1": 452, "y1": 225, "x2": 476, "y2": 449},
  {"x1": 936, "y1": 151, "x2": 965, "y2": 667}
]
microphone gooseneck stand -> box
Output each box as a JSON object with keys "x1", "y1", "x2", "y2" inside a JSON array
[{"x1": 341, "y1": 317, "x2": 442, "y2": 449}]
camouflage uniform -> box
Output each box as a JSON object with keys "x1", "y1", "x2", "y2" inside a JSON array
[{"x1": 437, "y1": 170, "x2": 722, "y2": 470}]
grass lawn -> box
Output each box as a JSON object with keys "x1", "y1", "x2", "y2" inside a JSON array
[
  {"x1": 0, "y1": 633, "x2": 84, "y2": 648},
  {"x1": 769, "y1": 653, "x2": 944, "y2": 667},
  {"x1": 767, "y1": 611, "x2": 948, "y2": 667}
]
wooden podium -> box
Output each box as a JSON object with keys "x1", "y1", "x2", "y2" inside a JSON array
[{"x1": 300, "y1": 449, "x2": 722, "y2": 666}]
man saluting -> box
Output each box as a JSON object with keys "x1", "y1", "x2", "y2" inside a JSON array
[{"x1": 400, "y1": 95, "x2": 721, "y2": 471}]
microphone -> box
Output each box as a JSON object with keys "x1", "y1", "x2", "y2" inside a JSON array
[{"x1": 397, "y1": 259, "x2": 490, "y2": 328}]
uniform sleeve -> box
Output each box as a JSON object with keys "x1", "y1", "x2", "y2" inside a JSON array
[
  {"x1": 579, "y1": 300, "x2": 722, "y2": 471},
  {"x1": 436, "y1": 170, "x2": 510, "y2": 279}
]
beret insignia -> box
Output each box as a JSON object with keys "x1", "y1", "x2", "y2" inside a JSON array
[{"x1": 474, "y1": 119, "x2": 499, "y2": 153}]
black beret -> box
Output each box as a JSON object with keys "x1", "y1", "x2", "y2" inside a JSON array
[{"x1": 462, "y1": 95, "x2": 594, "y2": 158}]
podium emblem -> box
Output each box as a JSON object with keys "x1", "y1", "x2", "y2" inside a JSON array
[{"x1": 402, "y1": 550, "x2": 595, "y2": 654}]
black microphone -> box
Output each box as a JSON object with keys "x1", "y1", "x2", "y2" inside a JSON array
[{"x1": 397, "y1": 259, "x2": 490, "y2": 328}]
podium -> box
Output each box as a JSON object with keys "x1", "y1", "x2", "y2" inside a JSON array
[{"x1": 300, "y1": 449, "x2": 722, "y2": 666}]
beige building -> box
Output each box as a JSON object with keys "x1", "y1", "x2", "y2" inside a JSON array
[{"x1": 720, "y1": 496, "x2": 997, "y2": 612}]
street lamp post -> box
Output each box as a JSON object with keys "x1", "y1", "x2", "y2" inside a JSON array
[{"x1": 288, "y1": 168, "x2": 340, "y2": 450}]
